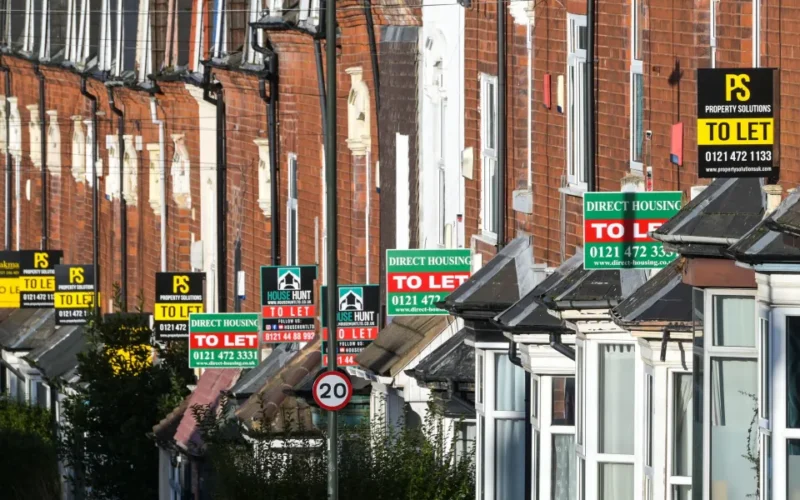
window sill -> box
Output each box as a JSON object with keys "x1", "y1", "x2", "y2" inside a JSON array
[
  {"x1": 473, "y1": 232, "x2": 498, "y2": 248},
  {"x1": 559, "y1": 185, "x2": 587, "y2": 198}
]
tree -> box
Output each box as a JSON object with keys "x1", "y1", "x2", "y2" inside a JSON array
[
  {"x1": 195, "y1": 400, "x2": 475, "y2": 500},
  {"x1": 0, "y1": 396, "x2": 61, "y2": 499},
  {"x1": 60, "y1": 306, "x2": 194, "y2": 500}
]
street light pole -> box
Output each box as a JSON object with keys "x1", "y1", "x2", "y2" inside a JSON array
[{"x1": 324, "y1": 0, "x2": 339, "y2": 496}]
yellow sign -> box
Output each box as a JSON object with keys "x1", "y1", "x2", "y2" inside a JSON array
[
  {"x1": 154, "y1": 302, "x2": 204, "y2": 321},
  {"x1": 55, "y1": 292, "x2": 99, "y2": 309},
  {"x1": 0, "y1": 277, "x2": 20, "y2": 308},
  {"x1": 20, "y1": 276, "x2": 55, "y2": 292},
  {"x1": 173, "y1": 275, "x2": 191, "y2": 294},
  {"x1": 69, "y1": 267, "x2": 85, "y2": 284},
  {"x1": 725, "y1": 74, "x2": 752, "y2": 102},
  {"x1": 33, "y1": 252, "x2": 49, "y2": 269},
  {"x1": 697, "y1": 118, "x2": 773, "y2": 146}
]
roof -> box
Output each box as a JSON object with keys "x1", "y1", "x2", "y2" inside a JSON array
[
  {"x1": 405, "y1": 328, "x2": 474, "y2": 386},
  {"x1": 174, "y1": 369, "x2": 241, "y2": 456},
  {"x1": 610, "y1": 259, "x2": 693, "y2": 332},
  {"x1": 235, "y1": 340, "x2": 321, "y2": 430},
  {"x1": 152, "y1": 395, "x2": 191, "y2": 447},
  {"x1": 729, "y1": 188, "x2": 800, "y2": 263},
  {"x1": 652, "y1": 178, "x2": 765, "y2": 257},
  {"x1": 493, "y1": 252, "x2": 583, "y2": 333},
  {"x1": 540, "y1": 258, "x2": 647, "y2": 311},
  {"x1": 439, "y1": 236, "x2": 536, "y2": 318},
  {"x1": 228, "y1": 343, "x2": 296, "y2": 399},
  {"x1": 23, "y1": 325, "x2": 86, "y2": 381},
  {"x1": 0, "y1": 309, "x2": 58, "y2": 351},
  {"x1": 355, "y1": 315, "x2": 451, "y2": 377}
]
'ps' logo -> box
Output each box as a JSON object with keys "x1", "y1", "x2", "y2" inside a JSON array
[
  {"x1": 173, "y1": 275, "x2": 190, "y2": 294},
  {"x1": 725, "y1": 74, "x2": 751, "y2": 102},
  {"x1": 34, "y1": 252, "x2": 48, "y2": 269},
  {"x1": 69, "y1": 267, "x2": 85, "y2": 284}
]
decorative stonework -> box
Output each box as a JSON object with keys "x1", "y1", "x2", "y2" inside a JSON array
[
  {"x1": 123, "y1": 136, "x2": 138, "y2": 205},
  {"x1": 26, "y1": 105, "x2": 41, "y2": 169},
  {"x1": 509, "y1": 0, "x2": 534, "y2": 25},
  {"x1": 7, "y1": 98, "x2": 21, "y2": 164},
  {"x1": 46, "y1": 110, "x2": 61, "y2": 177},
  {"x1": 71, "y1": 116, "x2": 85, "y2": 183},
  {"x1": 171, "y1": 134, "x2": 191, "y2": 209},
  {"x1": 84, "y1": 119, "x2": 102, "y2": 186},
  {"x1": 147, "y1": 144, "x2": 162, "y2": 215},
  {"x1": 0, "y1": 96, "x2": 7, "y2": 154},
  {"x1": 254, "y1": 138, "x2": 271, "y2": 218},
  {"x1": 106, "y1": 135, "x2": 121, "y2": 198},
  {"x1": 346, "y1": 67, "x2": 370, "y2": 155}
]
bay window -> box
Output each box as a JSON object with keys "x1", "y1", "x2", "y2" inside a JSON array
[
  {"x1": 532, "y1": 375, "x2": 577, "y2": 500},
  {"x1": 476, "y1": 349, "x2": 526, "y2": 500}
]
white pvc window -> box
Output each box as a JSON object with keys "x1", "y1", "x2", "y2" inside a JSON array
[
  {"x1": 286, "y1": 153, "x2": 298, "y2": 265},
  {"x1": 630, "y1": 0, "x2": 644, "y2": 171},
  {"x1": 533, "y1": 375, "x2": 577, "y2": 500},
  {"x1": 479, "y1": 73, "x2": 498, "y2": 240},
  {"x1": 2, "y1": 0, "x2": 25, "y2": 50},
  {"x1": 475, "y1": 349, "x2": 526, "y2": 500},
  {"x1": 566, "y1": 14, "x2": 588, "y2": 187},
  {"x1": 701, "y1": 290, "x2": 758, "y2": 499},
  {"x1": 667, "y1": 370, "x2": 693, "y2": 499}
]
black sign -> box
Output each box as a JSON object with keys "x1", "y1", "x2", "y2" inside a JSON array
[
  {"x1": 261, "y1": 265, "x2": 318, "y2": 343},
  {"x1": 19, "y1": 250, "x2": 63, "y2": 308},
  {"x1": 154, "y1": 272, "x2": 205, "y2": 341},
  {"x1": 697, "y1": 68, "x2": 777, "y2": 178},
  {"x1": 0, "y1": 251, "x2": 19, "y2": 308},
  {"x1": 54, "y1": 265, "x2": 96, "y2": 325},
  {"x1": 321, "y1": 284, "x2": 380, "y2": 366}
]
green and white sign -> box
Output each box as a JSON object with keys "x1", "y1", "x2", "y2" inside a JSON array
[
  {"x1": 188, "y1": 313, "x2": 260, "y2": 369},
  {"x1": 583, "y1": 191, "x2": 682, "y2": 270},
  {"x1": 386, "y1": 249, "x2": 472, "y2": 316}
]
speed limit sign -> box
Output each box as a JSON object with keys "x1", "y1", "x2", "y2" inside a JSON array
[{"x1": 312, "y1": 370, "x2": 353, "y2": 411}]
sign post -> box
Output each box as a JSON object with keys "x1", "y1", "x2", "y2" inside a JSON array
[
  {"x1": 54, "y1": 265, "x2": 97, "y2": 325},
  {"x1": 321, "y1": 284, "x2": 380, "y2": 366},
  {"x1": 188, "y1": 313, "x2": 260, "y2": 369},
  {"x1": 19, "y1": 250, "x2": 63, "y2": 308},
  {"x1": 154, "y1": 272, "x2": 205, "y2": 341},
  {"x1": 583, "y1": 192, "x2": 682, "y2": 270},
  {"x1": 386, "y1": 249, "x2": 471, "y2": 316},
  {"x1": 312, "y1": 370, "x2": 353, "y2": 412},
  {"x1": 697, "y1": 68, "x2": 777, "y2": 178},
  {"x1": 260, "y1": 265, "x2": 318, "y2": 343}
]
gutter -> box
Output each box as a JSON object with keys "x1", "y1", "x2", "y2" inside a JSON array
[
  {"x1": 202, "y1": 65, "x2": 227, "y2": 312},
  {"x1": 107, "y1": 84, "x2": 127, "y2": 310},
  {"x1": 650, "y1": 232, "x2": 739, "y2": 246},
  {"x1": 79, "y1": 77, "x2": 99, "y2": 316},
  {"x1": 0, "y1": 58, "x2": 9, "y2": 250},
  {"x1": 252, "y1": 31, "x2": 281, "y2": 266},
  {"x1": 149, "y1": 98, "x2": 167, "y2": 272},
  {"x1": 33, "y1": 64, "x2": 47, "y2": 249}
]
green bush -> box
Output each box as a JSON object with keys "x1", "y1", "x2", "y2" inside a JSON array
[{"x1": 196, "y1": 400, "x2": 475, "y2": 500}]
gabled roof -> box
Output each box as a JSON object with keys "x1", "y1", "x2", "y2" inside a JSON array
[
  {"x1": 405, "y1": 328, "x2": 474, "y2": 387},
  {"x1": 438, "y1": 236, "x2": 536, "y2": 318},
  {"x1": 493, "y1": 252, "x2": 583, "y2": 333},
  {"x1": 0, "y1": 309, "x2": 57, "y2": 352},
  {"x1": 355, "y1": 315, "x2": 451, "y2": 377},
  {"x1": 610, "y1": 259, "x2": 693, "y2": 332},
  {"x1": 23, "y1": 325, "x2": 86, "y2": 381},
  {"x1": 729, "y1": 188, "x2": 800, "y2": 263},
  {"x1": 152, "y1": 395, "x2": 191, "y2": 448},
  {"x1": 652, "y1": 178, "x2": 765, "y2": 257},
  {"x1": 174, "y1": 369, "x2": 241, "y2": 456},
  {"x1": 229, "y1": 343, "x2": 296, "y2": 399},
  {"x1": 540, "y1": 261, "x2": 647, "y2": 311}
]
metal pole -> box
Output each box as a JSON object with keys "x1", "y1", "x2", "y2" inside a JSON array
[
  {"x1": 325, "y1": 0, "x2": 338, "y2": 494},
  {"x1": 496, "y1": 0, "x2": 506, "y2": 249},
  {"x1": 586, "y1": 0, "x2": 596, "y2": 191}
]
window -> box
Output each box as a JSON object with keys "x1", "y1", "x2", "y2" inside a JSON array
[
  {"x1": 534, "y1": 376, "x2": 577, "y2": 500},
  {"x1": 480, "y1": 73, "x2": 498, "y2": 239},
  {"x1": 122, "y1": 136, "x2": 138, "y2": 205},
  {"x1": 630, "y1": 0, "x2": 645, "y2": 170},
  {"x1": 22, "y1": 0, "x2": 42, "y2": 54},
  {"x1": 64, "y1": 0, "x2": 102, "y2": 68},
  {"x1": 71, "y1": 116, "x2": 85, "y2": 183},
  {"x1": 163, "y1": 0, "x2": 194, "y2": 69},
  {"x1": 287, "y1": 153, "x2": 298, "y2": 265},
  {"x1": 455, "y1": 421, "x2": 476, "y2": 464},
  {"x1": 170, "y1": 134, "x2": 191, "y2": 208},
  {"x1": 242, "y1": 0, "x2": 268, "y2": 65},
  {"x1": 669, "y1": 372, "x2": 692, "y2": 498},
  {"x1": 2, "y1": 0, "x2": 25, "y2": 50},
  {"x1": 106, "y1": 135, "x2": 121, "y2": 198},
  {"x1": 713, "y1": 295, "x2": 756, "y2": 347},
  {"x1": 41, "y1": 0, "x2": 69, "y2": 61},
  {"x1": 46, "y1": 110, "x2": 61, "y2": 176},
  {"x1": 567, "y1": 15, "x2": 588, "y2": 187}
]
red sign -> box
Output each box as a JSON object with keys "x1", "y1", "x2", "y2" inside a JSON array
[
  {"x1": 583, "y1": 219, "x2": 667, "y2": 244},
  {"x1": 387, "y1": 272, "x2": 471, "y2": 293},
  {"x1": 189, "y1": 332, "x2": 259, "y2": 349},
  {"x1": 261, "y1": 305, "x2": 316, "y2": 318},
  {"x1": 263, "y1": 331, "x2": 316, "y2": 343},
  {"x1": 312, "y1": 370, "x2": 353, "y2": 411},
  {"x1": 322, "y1": 327, "x2": 379, "y2": 341},
  {"x1": 322, "y1": 354, "x2": 358, "y2": 366}
]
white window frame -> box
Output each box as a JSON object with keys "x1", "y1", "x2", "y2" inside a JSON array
[
  {"x1": 243, "y1": 0, "x2": 264, "y2": 65},
  {"x1": 479, "y1": 73, "x2": 498, "y2": 242},
  {"x1": 534, "y1": 374, "x2": 577, "y2": 499},
  {"x1": 758, "y1": 305, "x2": 771, "y2": 500},
  {"x1": 701, "y1": 289, "x2": 758, "y2": 500},
  {"x1": 286, "y1": 153, "x2": 298, "y2": 266},
  {"x1": 642, "y1": 363, "x2": 654, "y2": 500},
  {"x1": 629, "y1": 0, "x2": 644, "y2": 172},
  {"x1": 22, "y1": 0, "x2": 37, "y2": 53},
  {"x1": 475, "y1": 349, "x2": 526, "y2": 500},
  {"x1": 567, "y1": 14, "x2": 588, "y2": 188},
  {"x1": 665, "y1": 368, "x2": 693, "y2": 497},
  {"x1": 298, "y1": 0, "x2": 320, "y2": 26}
]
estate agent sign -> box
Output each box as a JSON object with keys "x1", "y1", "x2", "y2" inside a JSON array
[
  {"x1": 188, "y1": 313, "x2": 260, "y2": 369},
  {"x1": 260, "y1": 265, "x2": 318, "y2": 343},
  {"x1": 386, "y1": 249, "x2": 471, "y2": 316}
]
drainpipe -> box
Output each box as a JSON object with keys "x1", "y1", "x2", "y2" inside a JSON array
[
  {"x1": 660, "y1": 328, "x2": 670, "y2": 362},
  {"x1": 314, "y1": 38, "x2": 327, "y2": 145},
  {"x1": 496, "y1": 0, "x2": 507, "y2": 249},
  {"x1": 549, "y1": 332, "x2": 576, "y2": 360},
  {"x1": 80, "y1": 77, "x2": 99, "y2": 316},
  {"x1": 202, "y1": 66, "x2": 227, "y2": 312},
  {"x1": 362, "y1": 0, "x2": 380, "y2": 135},
  {"x1": 586, "y1": 0, "x2": 596, "y2": 191},
  {"x1": 33, "y1": 64, "x2": 47, "y2": 250},
  {"x1": 107, "y1": 85, "x2": 127, "y2": 310},
  {"x1": 149, "y1": 98, "x2": 167, "y2": 272},
  {"x1": 0, "y1": 59, "x2": 8, "y2": 250},
  {"x1": 507, "y1": 338, "x2": 531, "y2": 500},
  {"x1": 526, "y1": 22, "x2": 532, "y2": 190},
  {"x1": 251, "y1": 31, "x2": 280, "y2": 266}
]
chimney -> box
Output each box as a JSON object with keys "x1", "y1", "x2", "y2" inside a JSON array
[{"x1": 763, "y1": 184, "x2": 783, "y2": 218}]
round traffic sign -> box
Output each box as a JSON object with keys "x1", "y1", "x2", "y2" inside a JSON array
[{"x1": 312, "y1": 370, "x2": 353, "y2": 411}]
